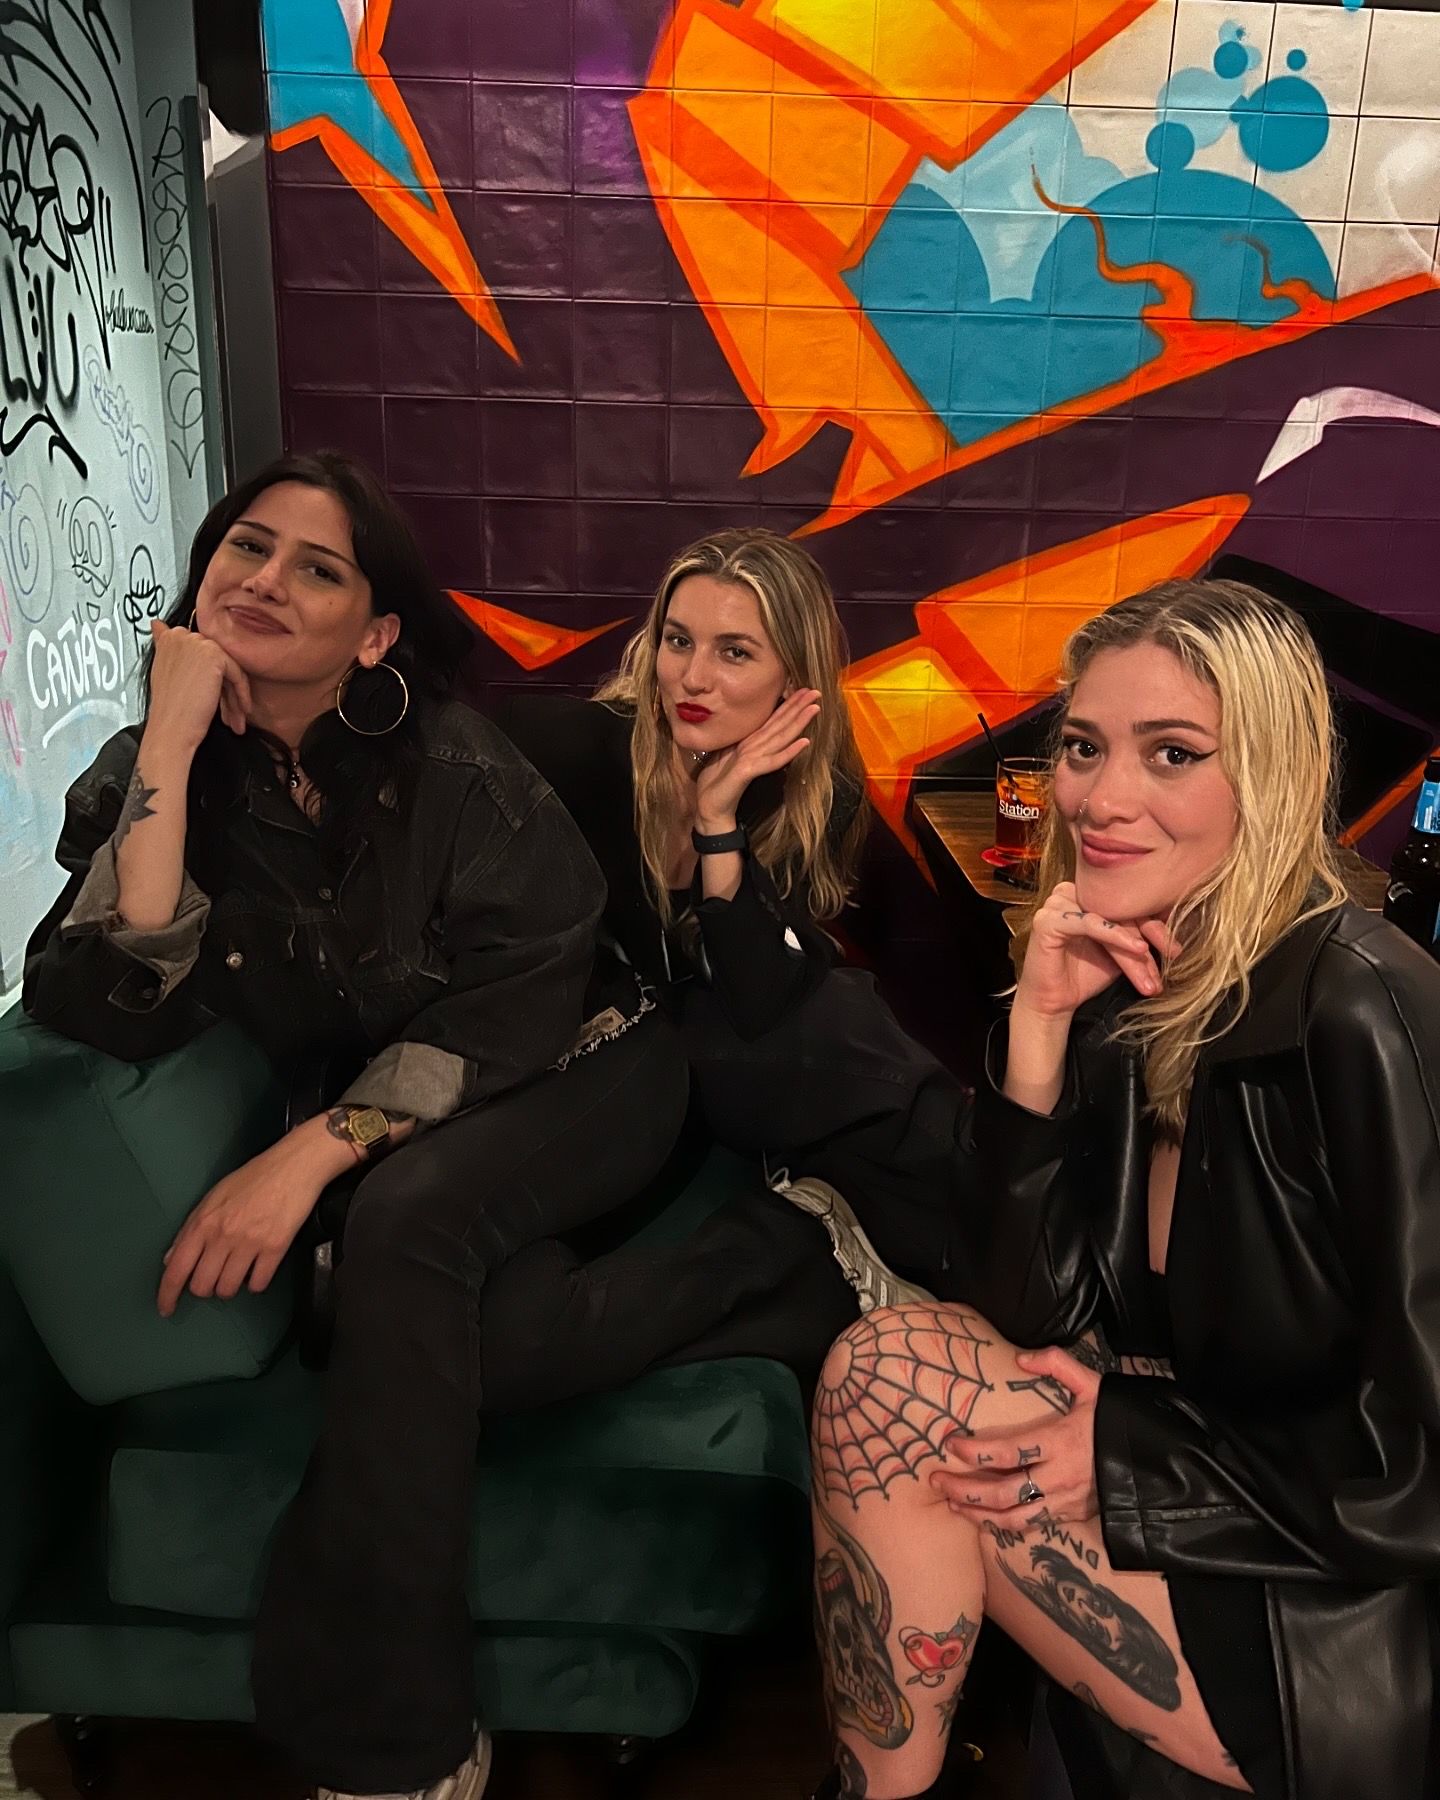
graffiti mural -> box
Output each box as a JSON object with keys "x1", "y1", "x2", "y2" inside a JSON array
[
  {"x1": 0, "y1": 0, "x2": 209, "y2": 999},
  {"x1": 263, "y1": 0, "x2": 1440, "y2": 873}
]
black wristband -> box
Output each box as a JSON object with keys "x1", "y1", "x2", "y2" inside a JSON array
[{"x1": 691, "y1": 824, "x2": 749, "y2": 855}]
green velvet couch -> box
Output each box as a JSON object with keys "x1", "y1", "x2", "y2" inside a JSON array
[{"x1": 0, "y1": 1009, "x2": 813, "y2": 1781}]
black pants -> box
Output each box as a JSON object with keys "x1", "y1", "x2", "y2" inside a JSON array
[
  {"x1": 473, "y1": 968, "x2": 973, "y2": 1416},
  {"x1": 683, "y1": 969, "x2": 972, "y2": 1300},
  {"x1": 252, "y1": 1011, "x2": 693, "y2": 1792},
  {"x1": 253, "y1": 976, "x2": 964, "y2": 1790}
]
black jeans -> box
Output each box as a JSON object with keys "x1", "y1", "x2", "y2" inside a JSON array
[
  {"x1": 683, "y1": 969, "x2": 972, "y2": 1299},
  {"x1": 252, "y1": 1010, "x2": 691, "y2": 1792},
  {"x1": 469, "y1": 966, "x2": 969, "y2": 1415}
]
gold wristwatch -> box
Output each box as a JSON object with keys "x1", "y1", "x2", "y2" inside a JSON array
[{"x1": 329, "y1": 1104, "x2": 394, "y2": 1161}]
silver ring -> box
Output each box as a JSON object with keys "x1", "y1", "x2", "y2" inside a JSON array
[{"x1": 1017, "y1": 1478, "x2": 1044, "y2": 1506}]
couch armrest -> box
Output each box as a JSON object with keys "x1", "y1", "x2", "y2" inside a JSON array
[{"x1": 0, "y1": 1011, "x2": 293, "y2": 1403}]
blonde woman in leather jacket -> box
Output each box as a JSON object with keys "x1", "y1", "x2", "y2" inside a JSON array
[{"x1": 807, "y1": 579, "x2": 1440, "y2": 1800}]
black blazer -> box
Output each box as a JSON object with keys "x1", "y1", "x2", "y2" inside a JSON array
[
  {"x1": 23, "y1": 703, "x2": 604, "y2": 1121},
  {"x1": 962, "y1": 903, "x2": 1440, "y2": 1799},
  {"x1": 495, "y1": 692, "x2": 858, "y2": 1039}
]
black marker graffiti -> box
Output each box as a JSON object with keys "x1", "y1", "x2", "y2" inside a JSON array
[
  {"x1": 144, "y1": 96, "x2": 203, "y2": 477},
  {"x1": 121, "y1": 541, "x2": 164, "y2": 653},
  {"x1": 0, "y1": 260, "x2": 84, "y2": 474},
  {"x1": 0, "y1": 1, "x2": 148, "y2": 274},
  {"x1": 104, "y1": 288, "x2": 152, "y2": 333},
  {"x1": 58, "y1": 491, "x2": 114, "y2": 596}
]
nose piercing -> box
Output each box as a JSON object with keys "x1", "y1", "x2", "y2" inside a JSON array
[{"x1": 1076, "y1": 798, "x2": 1089, "y2": 820}]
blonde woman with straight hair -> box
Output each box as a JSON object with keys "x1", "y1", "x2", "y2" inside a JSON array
[
  {"x1": 490, "y1": 526, "x2": 975, "y2": 1408},
  {"x1": 805, "y1": 579, "x2": 1440, "y2": 1800}
]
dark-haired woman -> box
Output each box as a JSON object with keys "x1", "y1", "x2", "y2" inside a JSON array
[{"x1": 23, "y1": 455, "x2": 689, "y2": 1800}]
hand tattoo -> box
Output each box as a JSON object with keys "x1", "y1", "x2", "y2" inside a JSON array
[
  {"x1": 1008, "y1": 1374, "x2": 1076, "y2": 1415},
  {"x1": 1017, "y1": 1445, "x2": 1043, "y2": 1466},
  {"x1": 114, "y1": 769, "x2": 158, "y2": 850}
]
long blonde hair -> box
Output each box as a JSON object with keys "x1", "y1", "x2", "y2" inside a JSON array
[
  {"x1": 595, "y1": 527, "x2": 867, "y2": 926},
  {"x1": 1020, "y1": 578, "x2": 1348, "y2": 1137}
]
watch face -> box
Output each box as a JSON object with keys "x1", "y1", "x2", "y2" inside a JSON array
[{"x1": 351, "y1": 1108, "x2": 389, "y2": 1147}]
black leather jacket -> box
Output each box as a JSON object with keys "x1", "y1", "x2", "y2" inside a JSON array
[
  {"x1": 23, "y1": 702, "x2": 607, "y2": 1123},
  {"x1": 962, "y1": 903, "x2": 1440, "y2": 1799}
]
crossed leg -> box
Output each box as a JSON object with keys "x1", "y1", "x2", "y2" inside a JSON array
[{"x1": 811, "y1": 1304, "x2": 1247, "y2": 1797}]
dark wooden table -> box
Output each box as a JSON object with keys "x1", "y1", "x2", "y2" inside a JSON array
[
  {"x1": 913, "y1": 791, "x2": 1030, "y2": 936},
  {"x1": 914, "y1": 790, "x2": 1389, "y2": 925}
]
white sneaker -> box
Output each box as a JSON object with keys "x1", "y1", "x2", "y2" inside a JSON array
[
  {"x1": 770, "y1": 1172, "x2": 936, "y2": 1312},
  {"x1": 318, "y1": 1732, "x2": 492, "y2": 1800}
]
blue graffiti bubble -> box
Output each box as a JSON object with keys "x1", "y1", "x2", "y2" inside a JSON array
[
  {"x1": 1286, "y1": 49, "x2": 1308, "y2": 71},
  {"x1": 1232, "y1": 77, "x2": 1330, "y2": 171},
  {"x1": 1342, "y1": 0, "x2": 1365, "y2": 11},
  {"x1": 1158, "y1": 68, "x2": 1241, "y2": 149},
  {"x1": 1214, "y1": 40, "x2": 1248, "y2": 79},
  {"x1": 1146, "y1": 121, "x2": 1196, "y2": 171}
]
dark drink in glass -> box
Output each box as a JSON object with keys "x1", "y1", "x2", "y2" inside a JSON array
[{"x1": 994, "y1": 757, "x2": 1048, "y2": 863}]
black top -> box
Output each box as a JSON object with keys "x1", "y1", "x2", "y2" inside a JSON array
[
  {"x1": 23, "y1": 702, "x2": 607, "y2": 1122},
  {"x1": 495, "y1": 691, "x2": 860, "y2": 1039}
]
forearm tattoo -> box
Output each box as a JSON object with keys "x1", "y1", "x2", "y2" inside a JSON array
[
  {"x1": 113, "y1": 769, "x2": 158, "y2": 850},
  {"x1": 1067, "y1": 1331, "x2": 1121, "y2": 1376}
]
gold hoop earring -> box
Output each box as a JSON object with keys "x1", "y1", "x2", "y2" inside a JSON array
[{"x1": 336, "y1": 661, "x2": 410, "y2": 736}]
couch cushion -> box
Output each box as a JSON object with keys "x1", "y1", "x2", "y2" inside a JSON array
[
  {"x1": 0, "y1": 1013, "x2": 291, "y2": 1403},
  {"x1": 11, "y1": 1613, "x2": 701, "y2": 1738},
  {"x1": 107, "y1": 1352, "x2": 810, "y2": 1632}
]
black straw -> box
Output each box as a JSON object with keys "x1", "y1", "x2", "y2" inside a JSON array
[{"x1": 977, "y1": 710, "x2": 1006, "y2": 769}]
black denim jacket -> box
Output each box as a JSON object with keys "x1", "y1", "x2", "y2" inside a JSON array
[{"x1": 23, "y1": 702, "x2": 607, "y2": 1122}]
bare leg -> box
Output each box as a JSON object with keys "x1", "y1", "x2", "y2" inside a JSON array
[{"x1": 811, "y1": 1305, "x2": 1246, "y2": 1798}]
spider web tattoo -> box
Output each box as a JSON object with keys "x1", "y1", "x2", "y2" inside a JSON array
[{"x1": 813, "y1": 1306, "x2": 995, "y2": 1505}]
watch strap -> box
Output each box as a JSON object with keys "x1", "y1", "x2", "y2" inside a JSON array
[
  {"x1": 691, "y1": 824, "x2": 749, "y2": 855},
  {"x1": 329, "y1": 1104, "x2": 396, "y2": 1163}
]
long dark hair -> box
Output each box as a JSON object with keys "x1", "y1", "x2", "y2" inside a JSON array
[{"x1": 154, "y1": 451, "x2": 472, "y2": 878}]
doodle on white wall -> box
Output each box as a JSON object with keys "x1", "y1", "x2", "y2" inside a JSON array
[
  {"x1": 59, "y1": 492, "x2": 116, "y2": 597},
  {"x1": 0, "y1": 0, "x2": 195, "y2": 1000},
  {"x1": 121, "y1": 539, "x2": 164, "y2": 656},
  {"x1": 84, "y1": 343, "x2": 159, "y2": 520},
  {"x1": 144, "y1": 96, "x2": 204, "y2": 481},
  {"x1": 0, "y1": 471, "x2": 54, "y2": 625}
]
